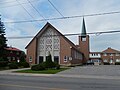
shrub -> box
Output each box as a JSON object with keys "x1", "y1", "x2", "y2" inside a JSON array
[
  {"x1": 55, "y1": 64, "x2": 60, "y2": 69},
  {"x1": 0, "y1": 61, "x2": 8, "y2": 67},
  {"x1": 45, "y1": 61, "x2": 56, "y2": 69},
  {"x1": 0, "y1": 57, "x2": 4, "y2": 61},
  {"x1": 22, "y1": 62, "x2": 30, "y2": 68},
  {"x1": 44, "y1": 53, "x2": 56, "y2": 68},
  {"x1": 18, "y1": 62, "x2": 30, "y2": 68},
  {"x1": 104, "y1": 62, "x2": 110, "y2": 65},
  {"x1": 115, "y1": 62, "x2": 120, "y2": 65},
  {"x1": 31, "y1": 64, "x2": 45, "y2": 71},
  {"x1": 8, "y1": 62, "x2": 18, "y2": 69}
]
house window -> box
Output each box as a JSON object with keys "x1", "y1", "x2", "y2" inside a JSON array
[
  {"x1": 17, "y1": 52, "x2": 19, "y2": 55},
  {"x1": 13, "y1": 57, "x2": 15, "y2": 60},
  {"x1": 116, "y1": 53, "x2": 119, "y2": 56},
  {"x1": 110, "y1": 59, "x2": 113, "y2": 64},
  {"x1": 29, "y1": 56, "x2": 32, "y2": 62},
  {"x1": 103, "y1": 59, "x2": 108, "y2": 62},
  {"x1": 103, "y1": 53, "x2": 107, "y2": 56},
  {"x1": 64, "y1": 56, "x2": 68, "y2": 62},
  {"x1": 116, "y1": 59, "x2": 120, "y2": 62},
  {"x1": 109, "y1": 53, "x2": 113, "y2": 56},
  {"x1": 7, "y1": 57, "x2": 11, "y2": 62}
]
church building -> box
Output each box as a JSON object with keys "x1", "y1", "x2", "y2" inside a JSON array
[
  {"x1": 25, "y1": 19, "x2": 88, "y2": 65},
  {"x1": 26, "y1": 18, "x2": 120, "y2": 65}
]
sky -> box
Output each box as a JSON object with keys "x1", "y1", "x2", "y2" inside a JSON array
[{"x1": 0, "y1": 0, "x2": 120, "y2": 52}]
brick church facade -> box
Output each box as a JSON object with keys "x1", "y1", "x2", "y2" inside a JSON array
[
  {"x1": 25, "y1": 18, "x2": 120, "y2": 65},
  {"x1": 25, "y1": 21, "x2": 85, "y2": 65}
]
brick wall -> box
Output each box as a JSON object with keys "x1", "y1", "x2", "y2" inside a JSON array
[
  {"x1": 101, "y1": 53, "x2": 120, "y2": 64},
  {"x1": 26, "y1": 38, "x2": 37, "y2": 65},
  {"x1": 79, "y1": 35, "x2": 89, "y2": 63},
  {"x1": 60, "y1": 36, "x2": 72, "y2": 65}
]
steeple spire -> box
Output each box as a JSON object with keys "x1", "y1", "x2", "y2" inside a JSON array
[{"x1": 81, "y1": 17, "x2": 87, "y2": 36}]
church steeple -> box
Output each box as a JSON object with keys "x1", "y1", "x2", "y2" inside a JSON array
[
  {"x1": 79, "y1": 17, "x2": 89, "y2": 63},
  {"x1": 81, "y1": 18, "x2": 87, "y2": 36}
]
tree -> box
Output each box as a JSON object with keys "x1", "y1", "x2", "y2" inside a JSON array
[
  {"x1": 45, "y1": 52, "x2": 56, "y2": 68},
  {"x1": 19, "y1": 51, "x2": 26, "y2": 62},
  {"x1": 0, "y1": 17, "x2": 7, "y2": 60}
]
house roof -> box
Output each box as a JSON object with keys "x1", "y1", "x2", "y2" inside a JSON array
[
  {"x1": 90, "y1": 52, "x2": 101, "y2": 54},
  {"x1": 25, "y1": 22, "x2": 81, "y2": 53},
  {"x1": 5, "y1": 47, "x2": 22, "y2": 52},
  {"x1": 102, "y1": 47, "x2": 120, "y2": 53}
]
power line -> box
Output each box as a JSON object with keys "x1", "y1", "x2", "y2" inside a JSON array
[
  {"x1": 26, "y1": 0, "x2": 46, "y2": 20},
  {"x1": 16, "y1": 0, "x2": 40, "y2": 26},
  {"x1": 0, "y1": 0, "x2": 40, "y2": 8},
  {"x1": 4, "y1": 11, "x2": 120, "y2": 24},
  {"x1": 6, "y1": 29, "x2": 120, "y2": 39},
  {"x1": 47, "y1": 0, "x2": 64, "y2": 17},
  {"x1": 16, "y1": 0, "x2": 35, "y2": 19}
]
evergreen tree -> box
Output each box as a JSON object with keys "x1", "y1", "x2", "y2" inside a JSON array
[
  {"x1": 19, "y1": 51, "x2": 26, "y2": 62},
  {"x1": 0, "y1": 17, "x2": 7, "y2": 60},
  {"x1": 45, "y1": 52, "x2": 56, "y2": 68}
]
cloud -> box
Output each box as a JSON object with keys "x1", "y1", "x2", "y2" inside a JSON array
[
  {"x1": 51, "y1": 0, "x2": 120, "y2": 52},
  {"x1": 1, "y1": 0, "x2": 120, "y2": 52}
]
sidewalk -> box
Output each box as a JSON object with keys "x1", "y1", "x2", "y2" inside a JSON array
[{"x1": 0, "y1": 68, "x2": 53, "y2": 77}]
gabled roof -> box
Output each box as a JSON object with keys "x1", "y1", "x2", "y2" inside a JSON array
[
  {"x1": 5, "y1": 47, "x2": 22, "y2": 52},
  {"x1": 81, "y1": 18, "x2": 87, "y2": 36},
  {"x1": 102, "y1": 47, "x2": 120, "y2": 53},
  {"x1": 90, "y1": 52, "x2": 101, "y2": 54},
  {"x1": 25, "y1": 22, "x2": 81, "y2": 52}
]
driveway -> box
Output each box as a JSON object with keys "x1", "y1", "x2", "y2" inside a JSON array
[{"x1": 57, "y1": 65, "x2": 120, "y2": 77}]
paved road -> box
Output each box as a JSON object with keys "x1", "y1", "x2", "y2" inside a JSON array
[
  {"x1": 57, "y1": 65, "x2": 120, "y2": 76},
  {"x1": 1, "y1": 65, "x2": 120, "y2": 90},
  {"x1": 1, "y1": 66, "x2": 120, "y2": 79},
  {"x1": 1, "y1": 74, "x2": 120, "y2": 90}
]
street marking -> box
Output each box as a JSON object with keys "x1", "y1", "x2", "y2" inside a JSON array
[{"x1": 0, "y1": 83, "x2": 69, "y2": 90}]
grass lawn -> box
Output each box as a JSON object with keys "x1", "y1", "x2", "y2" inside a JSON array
[{"x1": 15, "y1": 68, "x2": 69, "y2": 74}]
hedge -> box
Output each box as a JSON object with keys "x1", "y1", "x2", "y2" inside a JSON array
[
  {"x1": 0, "y1": 61, "x2": 8, "y2": 67},
  {"x1": 115, "y1": 62, "x2": 120, "y2": 65},
  {"x1": 8, "y1": 62, "x2": 18, "y2": 69},
  {"x1": 103, "y1": 62, "x2": 110, "y2": 65},
  {"x1": 17, "y1": 62, "x2": 30, "y2": 68}
]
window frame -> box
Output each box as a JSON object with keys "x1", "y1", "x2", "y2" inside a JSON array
[
  {"x1": 29, "y1": 56, "x2": 32, "y2": 62},
  {"x1": 64, "y1": 56, "x2": 68, "y2": 62}
]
